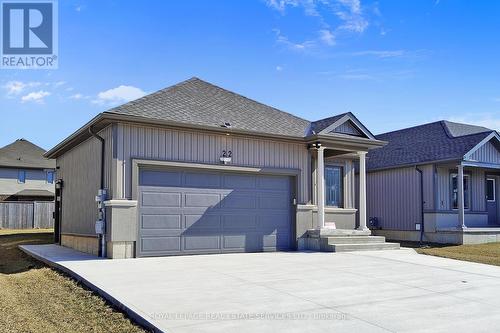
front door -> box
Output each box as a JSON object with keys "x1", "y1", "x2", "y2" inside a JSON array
[{"x1": 486, "y1": 177, "x2": 497, "y2": 225}]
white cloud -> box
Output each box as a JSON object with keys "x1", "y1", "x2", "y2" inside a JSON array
[
  {"x1": 319, "y1": 29, "x2": 335, "y2": 46},
  {"x1": 21, "y1": 90, "x2": 51, "y2": 103},
  {"x1": 265, "y1": 0, "x2": 299, "y2": 14},
  {"x1": 274, "y1": 29, "x2": 316, "y2": 51},
  {"x1": 266, "y1": 0, "x2": 370, "y2": 52},
  {"x1": 3, "y1": 81, "x2": 41, "y2": 95},
  {"x1": 93, "y1": 85, "x2": 146, "y2": 106},
  {"x1": 334, "y1": 0, "x2": 368, "y2": 33},
  {"x1": 276, "y1": 65, "x2": 284, "y2": 71}
]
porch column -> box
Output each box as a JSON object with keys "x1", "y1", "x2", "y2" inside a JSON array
[
  {"x1": 317, "y1": 146, "x2": 325, "y2": 229},
  {"x1": 457, "y1": 164, "x2": 466, "y2": 229},
  {"x1": 357, "y1": 151, "x2": 368, "y2": 231}
]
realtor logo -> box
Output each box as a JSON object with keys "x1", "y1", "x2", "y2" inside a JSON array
[{"x1": 1, "y1": 0, "x2": 58, "y2": 69}]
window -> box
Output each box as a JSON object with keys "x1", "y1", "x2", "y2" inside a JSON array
[
  {"x1": 325, "y1": 166, "x2": 343, "y2": 207},
  {"x1": 18, "y1": 170, "x2": 26, "y2": 183},
  {"x1": 451, "y1": 173, "x2": 470, "y2": 210},
  {"x1": 487, "y1": 178, "x2": 496, "y2": 202},
  {"x1": 46, "y1": 171, "x2": 54, "y2": 184}
]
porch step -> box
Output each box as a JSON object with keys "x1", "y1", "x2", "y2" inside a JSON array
[
  {"x1": 307, "y1": 228, "x2": 372, "y2": 238},
  {"x1": 327, "y1": 236, "x2": 386, "y2": 245},
  {"x1": 302, "y1": 229, "x2": 400, "y2": 252},
  {"x1": 329, "y1": 242, "x2": 400, "y2": 252}
]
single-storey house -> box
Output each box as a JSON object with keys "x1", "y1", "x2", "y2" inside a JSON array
[
  {"x1": 367, "y1": 120, "x2": 500, "y2": 244},
  {"x1": 0, "y1": 139, "x2": 55, "y2": 202},
  {"x1": 45, "y1": 77, "x2": 398, "y2": 258}
]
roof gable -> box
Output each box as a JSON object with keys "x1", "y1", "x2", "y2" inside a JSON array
[
  {"x1": 328, "y1": 120, "x2": 363, "y2": 136},
  {"x1": 314, "y1": 113, "x2": 375, "y2": 139},
  {"x1": 464, "y1": 132, "x2": 500, "y2": 164},
  {"x1": 0, "y1": 139, "x2": 55, "y2": 169}
]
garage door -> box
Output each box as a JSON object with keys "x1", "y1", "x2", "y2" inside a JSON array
[{"x1": 137, "y1": 169, "x2": 294, "y2": 257}]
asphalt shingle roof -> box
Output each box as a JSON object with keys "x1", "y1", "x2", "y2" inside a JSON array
[
  {"x1": 367, "y1": 121, "x2": 493, "y2": 170},
  {"x1": 106, "y1": 77, "x2": 312, "y2": 138},
  {"x1": 0, "y1": 139, "x2": 55, "y2": 169},
  {"x1": 310, "y1": 113, "x2": 348, "y2": 134}
]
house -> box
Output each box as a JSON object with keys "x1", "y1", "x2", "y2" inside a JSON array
[
  {"x1": 366, "y1": 120, "x2": 500, "y2": 244},
  {"x1": 45, "y1": 77, "x2": 398, "y2": 259},
  {"x1": 0, "y1": 139, "x2": 56, "y2": 202}
]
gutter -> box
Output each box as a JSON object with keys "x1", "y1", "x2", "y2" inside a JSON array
[
  {"x1": 88, "y1": 126, "x2": 106, "y2": 258},
  {"x1": 415, "y1": 166, "x2": 425, "y2": 245}
]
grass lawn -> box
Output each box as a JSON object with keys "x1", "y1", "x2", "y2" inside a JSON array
[
  {"x1": 414, "y1": 242, "x2": 500, "y2": 266},
  {"x1": 0, "y1": 229, "x2": 146, "y2": 333}
]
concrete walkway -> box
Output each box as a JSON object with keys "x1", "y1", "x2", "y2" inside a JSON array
[{"x1": 20, "y1": 245, "x2": 500, "y2": 333}]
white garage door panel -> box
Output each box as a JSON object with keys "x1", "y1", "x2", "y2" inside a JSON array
[{"x1": 137, "y1": 169, "x2": 293, "y2": 257}]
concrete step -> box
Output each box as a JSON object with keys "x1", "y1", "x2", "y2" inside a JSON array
[
  {"x1": 307, "y1": 228, "x2": 371, "y2": 238},
  {"x1": 330, "y1": 242, "x2": 400, "y2": 252},
  {"x1": 327, "y1": 236, "x2": 386, "y2": 245}
]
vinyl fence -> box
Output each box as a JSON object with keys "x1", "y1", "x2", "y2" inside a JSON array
[{"x1": 0, "y1": 201, "x2": 54, "y2": 229}]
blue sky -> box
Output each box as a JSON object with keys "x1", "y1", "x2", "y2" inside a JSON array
[{"x1": 1, "y1": 0, "x2": 500, "y2": 150}]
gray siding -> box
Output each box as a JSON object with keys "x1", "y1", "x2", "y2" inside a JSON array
[
  {"x1": 114, "y1": 123, "x2": 310, "y2": 204},
  {"x1": 367, "y1": 167, "x2": 422, "y2": 230},
  {"x1": 436, "y1": 166, "x2": 485, "y2": 212},
  {"x1": 470, "y1": 140, "x2": 500, "y2": 164},
  {"x1": 57, "y1": 126, "x2": 112, "y2": 235},
  {"x1": 436, "y1": 166, "x2": 450, "y2": 211},
  {"x1": 0, "y1": 167, "x2": 54, "y2": 196},
  {"x1": 331, "y1": 121, "x2": 361, "y2": 136},
  {"x1": 420, "y1": 164, "x2": 434, "y2": 210},
  {"x1": 472, "y1": 168, "x2": 486, "y2": 211}
]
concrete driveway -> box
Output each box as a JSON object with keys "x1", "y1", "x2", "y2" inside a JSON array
[{"x1": 21, "y1": 245, "x2": 500, "y2": 333}]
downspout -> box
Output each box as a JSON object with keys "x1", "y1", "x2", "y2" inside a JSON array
[
  {"x1": 89, "y1": 126, "x2": 106, "y2": 257},
  {"x1": 415, "y1": 166, "x2": 425, "y2": 245}
]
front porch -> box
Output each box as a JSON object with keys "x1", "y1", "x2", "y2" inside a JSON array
[
  {"x1": 297, "y1": 140, "x2": 399, "y2": 251},
  {"x1": 431, "y1": 161, "x2": 500, "y2": 230},
  {"x1": 416, "y1": 160, "x2": 500, "y2": 244}
]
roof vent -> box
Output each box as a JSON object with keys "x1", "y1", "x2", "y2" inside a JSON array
[{"x1": 221, "y1": 122, "x2": 232, "y2": 128}]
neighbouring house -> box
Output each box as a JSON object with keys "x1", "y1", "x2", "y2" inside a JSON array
[
  {"x1": 0, "y1": 139, "x2": 56, "y2": 202},
  {"x1": 45, "y1": 77, "x2": 398, "y2": 259},
  {"x1": 367, "y1": 120, "x2": 500, "y2": 244}
]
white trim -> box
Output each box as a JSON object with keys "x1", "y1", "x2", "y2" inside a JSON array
[
  {"x1": 487, "y1": 178, "x2": 496, "y2": 202},
  {"x1": 104, "y1": 200, "x2": 138, "y2": 207},
  {"x1": 463, "y1": 132, "x2": 500, "y2": 161},
  {"x1": 318, "y1": 114, "x2": 375, "y2": 140},
  {"x1": 131, "y1": 159, "x2": 300, "y2": 200}
]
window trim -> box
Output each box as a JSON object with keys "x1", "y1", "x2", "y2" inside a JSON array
[
  {"x1": 324, "y1": 164, "x2": 344, "y2": 208},
  {"x1": 487, "y1": 178, "x2": 496, "y2": 202},
  {"x1": 450, "y1": 173, "x2": 471, "y2": 210},
  {"x1": 17, "y1": 170, "x2": 26, "y2": 184}
]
